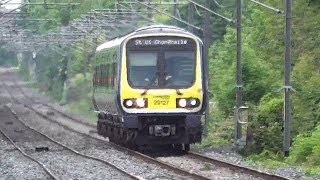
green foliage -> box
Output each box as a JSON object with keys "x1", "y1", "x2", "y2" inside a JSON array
[
  {"x1": 208, "y1": 27, "x2": 236, "y2": 114},
  {"x1": 67, "y1": 73, "x2": 96, "y2": 122},
  {"x1": 18, "y1": 66, "x2": 31, "y2": 80},
  {"x1": 34, "y1": 51, "x2": 66, "y2": 100},
  {"x1": 200, "y1": 107, "x2": 234, "y2": 148},
  {"x1": 292, "y1": 54, "x2": 320, "y2": 136},
  {"x1": 208, "y1": 26, "x2": 276, "y2": 115},
  {"x1": 248, "y1": 150, "x2": 286, "y2": 169},
  {"x1": 153, "y1": 13, "x2": 171, "y2": 24},
  {"x1": 0, "y1": 49, "x2": 18, "y2": 66},
  {"x1": 176, "y1": 0, "x2": 232, "y2": 42},
  {"x1": 287, "y1": 126, "x2": 320, "y2": 166},
  {"x1": 246, "y1": 96, "x2": 283, "y2": 154},
  {"x1": 68, "y1": 73, "x2": 93, "y2": 101},
  {"x1": 200, "y1": 163, "x2": 212, "y2": 171},
  {"x1": 59, "y1": 7, "x2": 71, "y2": 26},
  {"x1": 68, "y1": 99, "x2": 96, "y2": 123},
  {"x1": 20, "y1": 0, "x2": 115, "y2": 32}
]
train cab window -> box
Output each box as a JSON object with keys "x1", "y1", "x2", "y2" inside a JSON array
[
  {"x1": 164, "y1": 51, "x2": 195, "y2": 87},
  {"x1": 127, "y1": 52, "x2": 157, "y2": 87}
]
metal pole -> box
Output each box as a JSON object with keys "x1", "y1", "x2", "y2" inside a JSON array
[
  {"x1": 83, "y1": 40, "x2": 87, "y2": 77},
  {"x1": 173, "y1": 0, "x2": 178, "y2": 25},
  {"x1": 203, "y1": 0, "x2": 210, "y2": 136},
  {"x1": 283, "y1": 0, "x2": 292, "y2": 157},
  {"x1": 235, "y1": 0, "x2": 243, "y2": 141},
  {"x1": 92, "y1": 34, "x2": 97, "y2": 59},
  {"x1": 64, "y1": 47, "x2": 72, "y2": 89},
  {"x1": 147, "y1": 0, "x2": 152, "y2": 18},
  {"x1": 187, "y1": 2, "x2": 194, "y2": 32}
]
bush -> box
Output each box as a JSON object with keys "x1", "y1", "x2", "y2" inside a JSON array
[
  {"x1": 68, "y1": 73, "x2": 93, "y2": 101},
  {"x1": 287, "y1": 126, "x2": 320, "y2": 166},
  {"x1": 200, "y1": 107, "x2": 235, "y2": 148},
  {"x1": 245, "y1": 96, "x2": 283, "y2": 154},
  {"x1": 68, "y1": 99, "x2": 96, "y2": 123}
]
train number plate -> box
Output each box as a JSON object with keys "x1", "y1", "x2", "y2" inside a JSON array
[{"x1": 149, "y1": 95, "x2": 173, "y2": 109}]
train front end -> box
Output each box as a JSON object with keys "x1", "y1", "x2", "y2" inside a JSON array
[{"x1": 119, "y1": 30, "x2": 206, "y2": 148}]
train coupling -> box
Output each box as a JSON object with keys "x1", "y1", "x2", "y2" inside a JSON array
[{"x1": 149, "y1": 125, "x2": 176, "y2": 137}]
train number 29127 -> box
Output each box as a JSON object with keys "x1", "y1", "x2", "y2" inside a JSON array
[{"x1": 153, "y1": 100, "x2": 169, "y2": 106}]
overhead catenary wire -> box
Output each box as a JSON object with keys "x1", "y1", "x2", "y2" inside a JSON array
[
  {"x1": 131, "y1": 0, "x2": 202, "y2": 31},
  {"x1": 187, "y1": 0, "x2": 234, "y2": 23}
]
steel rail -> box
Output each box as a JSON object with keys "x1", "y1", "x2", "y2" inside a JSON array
[
  {"x1": 0, "y1": 113, "x2": 59, "y2": 180},
  {"x1": 187, "y1": 152, "x2": 289, "y2": 180},
  {"x1": 2, "y1": 82, "x2": 142, "y2": 180}
]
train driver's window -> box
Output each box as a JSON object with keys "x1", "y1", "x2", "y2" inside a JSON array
[
  {"x1": 165, "y1": 51, "x2": 195, "y2": 87},
  {"x1": 128, "y1": 52, "x2": 157, "y2": 87}
]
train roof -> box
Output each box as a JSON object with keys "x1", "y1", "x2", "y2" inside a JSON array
[{"x1": 96, "y1": 25, "x2": 201, "y2": 51}]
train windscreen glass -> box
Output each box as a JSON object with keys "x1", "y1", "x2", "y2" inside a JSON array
[
  {"x1": 127, "y1": 52, "x2": 158, "y2": 87},
  {"x1": 164, "y1": 51, "x2": 195, "y2": 87},
  {"x1": 126, "y1": 36, "x2": 197, "y2": 88}
]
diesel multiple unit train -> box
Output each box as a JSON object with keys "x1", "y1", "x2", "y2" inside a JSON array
[{"x1": 92, "y1": 25, "x2": 208, "y2": 151}]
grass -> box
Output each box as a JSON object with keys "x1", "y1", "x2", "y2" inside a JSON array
[
  {"x1": 67, "y1": 99, "x2": 97, "y2": 124},
  {"x1": 200, "y1": 163, "x2": 212, "y2": 171}
]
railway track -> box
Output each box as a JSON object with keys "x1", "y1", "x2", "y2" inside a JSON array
[
  {"x1": 2, "y1": 74, "x2": 289, "y2": 180},
  {"x1": 0, "y1": 108, "x2": 58, "y2": 180},
  {"x1": 1, "y1": 104, "x2": 141, "y2": 180}
]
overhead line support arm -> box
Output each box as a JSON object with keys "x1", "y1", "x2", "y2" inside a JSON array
[{"x1": 249, "y1": 0, "x2": 283, "y2": 14}]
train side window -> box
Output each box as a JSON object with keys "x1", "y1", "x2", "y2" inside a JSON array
[
  {"x1": 111, "y1": 63, "x2": 116, "y2": 87},
  {"x1": 105, "y1": 64, "x2": 110, "y2": 87}
]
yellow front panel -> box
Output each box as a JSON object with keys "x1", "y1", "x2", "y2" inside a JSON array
[{"x1": 120, "y1": 33, "x2": 203, "y2": 113}]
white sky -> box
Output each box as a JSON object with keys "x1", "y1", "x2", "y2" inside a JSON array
[{"x1": 2, "y1": 0, "x2": 22, "y2": 10}]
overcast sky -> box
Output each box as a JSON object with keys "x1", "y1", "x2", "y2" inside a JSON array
[{"x1": 2, "y1": 0, "x2": 22, "y2": 10}]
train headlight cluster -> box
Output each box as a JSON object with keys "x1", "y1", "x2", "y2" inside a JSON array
[
  {"x1": 176, "y1": 98, "x2": 200, "y2": 108},
  {"x1": 123, "y1": 98, "x2": 148, "y2": 108}
]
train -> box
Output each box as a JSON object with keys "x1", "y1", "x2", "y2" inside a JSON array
[{"x1": 92, "y1": 25, "x2": 208, "y2": 151}]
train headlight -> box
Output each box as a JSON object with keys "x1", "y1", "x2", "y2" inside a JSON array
[
  {"x1": 190, "y1": 99, "x2": 197, "y2": 106},
  {"x1": 178, "y1": 99, "x2": 187, "y2": 108},
  {"x1": 123, "y1": 98, "x2": 148, "y2": 108},
  {"x1": 125, "y1": 99, "x2": 134, "y2": 107},
  {"x1": 176, "y1": 98, "x2": 200, "y2": 108},
  {"x1": 136, "y1": 98, "x2": 145, "y2": 108}
]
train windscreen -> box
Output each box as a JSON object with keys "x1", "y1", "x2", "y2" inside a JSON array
[{"x1": 126, "y1": 36, "x2": 197, "y2": 88}]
